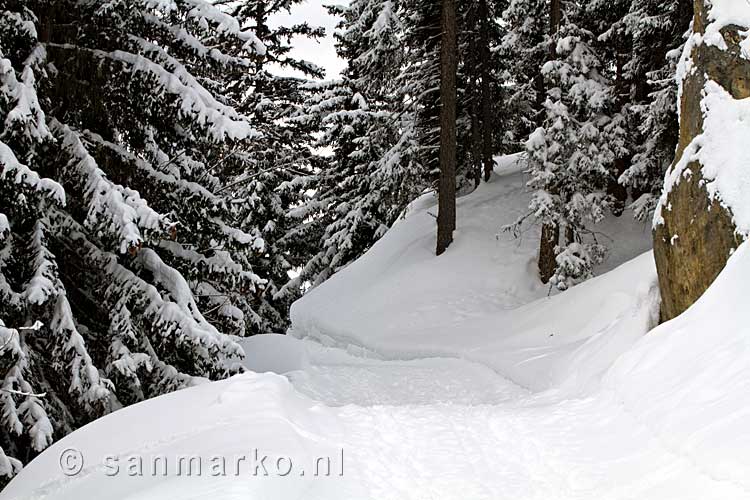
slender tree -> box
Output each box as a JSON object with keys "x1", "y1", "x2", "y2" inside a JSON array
[
  {"x1": 536, "y1": 0, "x2": 562, "y2": 283},
  {"x1": 222, "y1": 0, "x2": 326, "y2": 331},
  {"x1": 436, "y1": 0, "x2": 458, "y2": 255},
  {"x1": 477, "y1": 0, "x2": 496, "y2": 182}
]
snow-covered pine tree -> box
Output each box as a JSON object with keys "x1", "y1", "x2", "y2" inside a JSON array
[
  {"x1": 220, "y1": 0, "x2": 327, "y2": 331},
  {"x1": 524, "y1": 7, "x2": 627, "y2": 290},
  {"x1": 283, "y1": 0, "x2": 426, "y2": 291},
  {"x1": 398, "y1": 0, "x2": 443, "y2": 184},
  {"x1": 584, "y1": 0, "x2": 633, "y2": 216},
  {"x1": 0, "y1": 0, "x2": 266, "y2": 475},
  {"x1": 501, "y1": 0, "x2": 554, "y2": 137},
  {"x1": 502, "y1": 0, "x2": 566, "y2": 283}
]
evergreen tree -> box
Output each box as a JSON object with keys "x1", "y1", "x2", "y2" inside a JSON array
[
  {"x1": 501, "y1": 0, "x2": 553, "y2": 135},
  {"x1": 523, "y1": 4, "x2": 627, "y2": 288},
  {"x1": 0, "y1": 0, "x2": 265, "y2": 475},
  {"x1": 221, "y1": 0, "x2": 327, "y2": 331},
  {"x1": 289, "y1": 0, "x2": 513, "y2": 287},
  {"x1": 284, "y1": 0, "x2": 426, "y2": 291}
]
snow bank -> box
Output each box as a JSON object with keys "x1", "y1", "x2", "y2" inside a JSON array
[
  {"x1": 606, "y1": 241, "x2": 750, "y2": 494},
  {"x1": 696, "y1": 81, "x2": 750, "y2": 235},
  {"x1": 2, "y1": 373, "x2": 347, "y2": 500},
  {"x1": 291, "y1": 156, "x2": 654, "y2": 390}
]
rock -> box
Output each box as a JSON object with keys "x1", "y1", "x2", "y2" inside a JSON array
[{"x1": 653, "y1": 0, "x2": 748, "y2": 322}]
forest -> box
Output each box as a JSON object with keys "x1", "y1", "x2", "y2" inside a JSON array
[{"x1": 1, "y1": 0, "x2": 749, "y2": 498}]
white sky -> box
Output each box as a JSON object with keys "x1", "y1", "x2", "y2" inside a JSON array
[{"x1": 268, "y1": 0, "x2": 348, "y2": 79}]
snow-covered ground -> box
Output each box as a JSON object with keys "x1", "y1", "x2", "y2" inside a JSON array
[{"x1": 5, "y1": 157, "x2": 750, "y2": 500}]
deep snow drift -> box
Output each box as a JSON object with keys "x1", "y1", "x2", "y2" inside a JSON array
[
  {"x1": 289, "y1": 155, "x2": 655, "y2": 391},
  {"x1": 5, "y1": 157, "x2": 749, "y2": 500}
]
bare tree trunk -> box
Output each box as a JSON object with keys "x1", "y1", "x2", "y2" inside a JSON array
[
  {"x1": 466, "y1": 1, "x2": 483, "y2": 189},
  {"x1": 436, "y1": 0, "x2": 457, "y2": 256},
  {"x1": 608, "y1": 54, "x2": 629, "y2": 216},
  {"x1": 477, "y1": 0, "x2": 494, "y2": 182},
  {"x1": 539, "y1": 223, "x2": 560, "y2": 283},
  {"x1": 549, "y1": 0, "x2": 561, "y2": 38},
  {"x1": 471, "y1": 105, "x2": 482, "y2": 189},
  {"x1": 537, "y1": 0, "x2": 562, "y2": 282}
]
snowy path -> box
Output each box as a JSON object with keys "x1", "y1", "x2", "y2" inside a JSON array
[
  {"x1": 270, "y1": 338, "x2": 749, "y2": 500},
  {"x1": 237, "y1": 325, "x2": 750, "y2": 500}
]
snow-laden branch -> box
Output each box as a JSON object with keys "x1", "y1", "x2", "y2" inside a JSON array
[
  {"x1": 46, "y1": 43, "x2": 259, "y2": 142},
  {"x1": 0, "y1": 140, "x2": 65, "y2": 206},
  {"x1": 52, "y1": 120, "x2": 172, "y2": 254},
  {"x1": 142, "y1": 0, "x2": 266, "y2": 54}
]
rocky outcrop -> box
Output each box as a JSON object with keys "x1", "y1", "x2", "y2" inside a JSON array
[{"x1": 653, "y1": 0, "x2": 749, "y2": 322}]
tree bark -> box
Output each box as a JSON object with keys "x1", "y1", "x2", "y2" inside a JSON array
[
  {"x1": 477, "y1": 0, "x2": 494, "y2": 182},
  {"x1": 549, "y1": 0, "x2": 561, "y2": 47},
  {"x1": 466, "y1": 1, "x2": 482, "y2": 189},
  {"x1": 436, "y1": 0, "x2": 458, "y2": 256},
  {"x1": 471, "y1": 103, "x2": 482, "y2": 189},
  {"x1": 608, "y1": 54, "x2": 629, "y2": 216},
  {"x1": 653, "y1": 0, "x2": 749, "y2": 321},
  {"x1": 537, "y1": 0, "x2": 562, "y2": 282},
  {"x1": 539, "y1": 223, "x2": 560, "y2": 283}
]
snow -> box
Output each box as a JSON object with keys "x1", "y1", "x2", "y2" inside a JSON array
[
  {"x1": 290, "y1": 154, "x2": 653, "y2": 385},
  {"x1": 605, "y1": 242, "x2": 750, "y2": 494},
  {"x1": 695, "y1": 80, "x2": 750, "y2": 235},
  {"x1": 6, "y1": 157, "x2": 750, "y2": 500},
  {"x1": 0, "y1": 213, "x2": 8, "y2": 236}
]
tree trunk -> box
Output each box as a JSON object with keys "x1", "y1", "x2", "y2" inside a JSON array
[
  {"x1": 539, "y1": 223, "x2": 559, "y2": 283},
  {"x1": 653, "y1": 0, "x2": 749, "y2": 322},
  {"x1": 537, "y1": 0, "x2": 562, "y2": 281},
  {"x1": 471, "y1": 105, "x2": 482, "y2": 189},
  {"x1": 436, "y1": 0, "x2": 458, "y2": 256},
  {"x1": 253, "y1": 3, "x2": 268, "y2": 121},
  {"x1": 608, "y1": 54, "x2": 629, "y2": 216},
  {"x1": 477, "y1": 0, "x2": 494, "y2": 182},
  {"x1": 466, "y1": 1, "x2": 482, "y2": 189}
]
